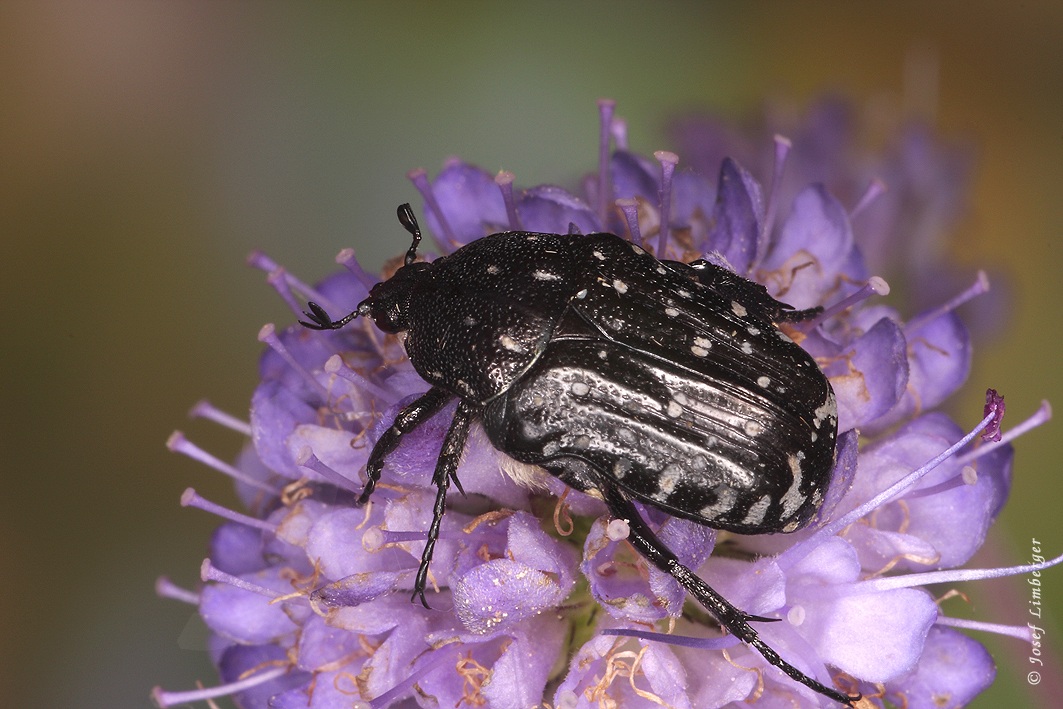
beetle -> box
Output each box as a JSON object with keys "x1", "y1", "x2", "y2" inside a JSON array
[{"x1": 301, "y1": 203, "x2": 854, "y2": 706}]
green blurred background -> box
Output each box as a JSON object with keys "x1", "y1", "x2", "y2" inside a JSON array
[{"x1": 2, "y1": 1, "x2": 1060, "y2": 707}]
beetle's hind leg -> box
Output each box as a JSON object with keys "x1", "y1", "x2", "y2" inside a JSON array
[
  {"x1": 362, "y1": 387, "x2": 454, "y2": 505},
  {"x1": 413, "y1": 399, "x2": 475, "y2": 608},
  {"x1": 600, "y1": 483, "x2": 859, "y2": 707}
]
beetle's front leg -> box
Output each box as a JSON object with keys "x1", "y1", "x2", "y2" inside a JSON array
[
  {"x1": 362, "y1": 387, "x2": 454, "y2": 505},
  {"x1": 413, "y1": 400, "x2": 475, "y2": 609}
]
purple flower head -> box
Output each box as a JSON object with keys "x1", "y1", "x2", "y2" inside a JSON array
[{"x1": 156, "y1": 101, "x2": 1060, "y2": 709}]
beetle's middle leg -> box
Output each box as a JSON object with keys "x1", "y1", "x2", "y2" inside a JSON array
[
  {"x1": 362, "y1": 387, "x2": 453, "y2": 505},
  {"x1": 413, "y1": 400, "x2": 475, "y2": 608}
]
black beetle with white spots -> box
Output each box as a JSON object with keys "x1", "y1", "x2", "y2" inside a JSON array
[{"x1": 302, "y1": 203, "x2": 852, "y2": 706}]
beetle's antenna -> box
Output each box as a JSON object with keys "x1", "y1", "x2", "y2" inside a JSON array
[{"x1": 397, "y1": 203, "x2": 422, "y2": 266}]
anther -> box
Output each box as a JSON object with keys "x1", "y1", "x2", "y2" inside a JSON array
[
  {"x1": 850, "y1": 178, "x2": 888, "y2": 220},
  {"x1": 324, "y1": 354, "x2": 394, "y2": 403},
  {"x1": 167, "y1": 431, "x2": 278, "y2": 495},
  {"x1": 188, "y1": 400, "x2": 252, "y2": 436},
  {"x1": 799, "y1": 276, "x2": 891, "y2": 332},
  {"x1": 257, "y1": 324, "x2": 331, "y2": 402},
  {"x1": 408, "y1": 168, "x2": 457, "y2": 249},
  {"x1": 904, "y1": 270, "x2": 990, "y2": 335},
  {"x1": 335, "y1": 248, "x2": 377, "y2": 292},
  {"x1": 597, "y1": 99, "x2": 616, "y2": 224},
  {"x1": 654, "y1": 150, "x2": 679, "y2": 260},
  {"x1": 495, "y1": 170, "x2": 522, "y2": 231},
  {"x1": 154, "y1": 576, "x2": 200, "y2": 605},
  {"x1": 615, "y1": 198, "x2": 642, "y2": 246},
  {"x1": 181, "y1": 488, "x2": 278, "y2": 533},
  {"x1": 296, "y1": 446, "x2": 361, "y2": 493}
]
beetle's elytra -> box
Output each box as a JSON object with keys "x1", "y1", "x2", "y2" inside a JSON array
[{"x1": 302, "y1": 204, "x2": 853, "y2": 706}]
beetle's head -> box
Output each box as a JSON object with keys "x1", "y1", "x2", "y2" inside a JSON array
[
  {"x1": 359, "y1": 260, "x2": 430, "y2": 332},
  {"x1": 300, "y1": 204, "x2": 431, "y2": 333},
  {"x1": 358, "y1": 203, "x2": 430, "y2": 333}
]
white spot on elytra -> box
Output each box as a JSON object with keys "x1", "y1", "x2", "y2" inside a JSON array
[
  {"x1": 500, "y1": 335, "x2": 524, "y2": 353},
  {"x1": 613, "y1": 458, "x2": 632, "y2": 479},
  {"x1": 658, "y1": 464, "x2": 681, "y2": 495},
  {"x1": 691, "y1": 345, "x2": 708, "y2": 357},
  {"x1": 665, "y1": 307, "x2": 679, "y2": 317},
  {"x1": 677, "y1": 289, "x2": 691, "y2": 298},
  {"x1": 776, "y1": 330, "x2": 794, "y2": 344},
  {"x1": 747, "y1": 326, "x2": 760, "y2": 336},
  {"x1": 575, "y1": 288, "x2": 588, "y2": 299},
  {"x1": 666, "y1": 400, "x2": 682, "y2": 418},
  {"x1": 631, "y1": 244, "x2": 645, "y2": 255},
  {"x1": 486, "y1": 264, "x2": 501, "y2": 275},
  {"x1": 464, "y1": 316, "x2": 477, "y2": 326},
  {"x1": 533, "y1": 270, "x2": 560, "y2": 281},
  {"x1": 744, "y1": 420, "x2": 763, "y2": 436},
  {"x1": 571, "y1": 382, "x2": 590, "y2": 396},
  {"x1": 593, "y1": 250, "x2": 606, "y2": 260},
  {"x1": 780, "y1": 455, "x2": 805, "y2": 517},
  {"x1": 700, "y1": 488, "x2": 736, "y2": 520},
  {"x1": 741, "y1": 342, "x2": 753, "y2": 355},
  {"x1": 731, "y1": 301, "x2": 747, "y2": 317},
  {"x1": 598, "y1": 350, "x2": 608, "y2": 359},
  {"x1": 656, "y1": 265, "x2": 667, "y2": 275},
  {"x1": 757, "y1": 376, "x2": 771, "y2": 388},
  {"x1": 741, "y1": 495, "x2": 772, "y2": 526},
  {"x1": 612, "y1": 279, "x2": 628, "y2": 294}
]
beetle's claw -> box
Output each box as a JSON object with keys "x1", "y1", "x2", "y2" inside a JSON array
[{"x1": 299, "y1": 301, "x2": 336, "y2": 330}]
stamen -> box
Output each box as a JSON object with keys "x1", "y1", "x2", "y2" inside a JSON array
[
  {"x1": 799, "y1": 276, "x2": 891, "y2": 332},
  {"x1": 611, "y1": 116, "x2": 628, "y2": 151},
  {"x1": 366, "y1": 646, "x2": 465, "y2": 709},
  {"x1": 323, "y1": 354, "x2": 394, "y2": 403},
  {"x1": 846, "y1": 550, "x2": 1063, "y2": 595},
  {"x1": 200, "y1": 558, "x2": 284, "y2": 597},
  {"x1": 266, "y1": 268, "x2": 307, "y2": 318},
  {"x1": 152, "y1": 666, "x2": 289, "y2": 708},
  {"x1": 155, "y1": 576, "x2": 201, "y2": 605},
  {"x1": 247, "y1": 251, "x2": 342, "y2": 314},
  {"x1": 335, "y1": 248, "x2": 377, "y2": 292},
  {"x1": 495, "y1": 170, "x2": 522, "y2": 231},
  {"x1": 654, "y1": 150, "x2": 679, "y2": 259},
  {"x1": 257, "y1": 324, "x2": 331, "y2": 402},
  {"x1": 956, "y1": 400, "x2": 1052, "y2": 465},
  {"x1": 181, "y1": 488, "x2": 278, "y2": 534},
  {"x1": 188, "y1": 400, "x2": 252, "y2": 437},
  {"x1": 295, "y1": 447, "x2": 361, "y2": 493},
  {"x1": 849, "y1": 178, "x2": 888, "y2": 220},
  {"x1": 779, "y1": 404, "x2": 999, "y2": 571},
  {"x1": 167, "y1": 432, "x2": 279, "y2": 495},
  {"x1": 602, "y1": 627, "x2": 741, "y2": 650},
  {"x1": 904, "y1": 270, "x2": 990, "y2": 335},
  {"x1": 597, "y1": 98, "x2": 616, "y2": 224},
  {"x1": 759, "y1": 135, "x2": 792, "y2": 267},
  {"x1": 408, "y1": 168, "x2": 457, "y2": 249},
  {"x1": 935, "y1": 615, "x2": 1035, "y2": 642},
  {"x1": 615, "y1": 198, "x2": 642, "y2": 246}
]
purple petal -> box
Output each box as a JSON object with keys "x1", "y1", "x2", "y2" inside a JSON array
[
  {"x1": 825, "y1": 316, "x2": 909, "y2": 431},
  {"x1": 209, "y1": 522, "x2": 267, "y2": 576},
  {"x1": 517, "y1": 184, "x2": 601, "y2": 235},
  {"x1": 705, "y1": 157, "x2": 765, "y2": 275},
  {"x1": 482, "y1": 614, "x2": 568, "y2": 708},
  {"x1": 453, "y1": 558, "x2": 568, "y2": 635},
  {"x1": 200, "y1": 567, "x2": 300, "y2": 644},
  {"x1": 425, "y1": 161, "x2": 508, "y2": 248},
  {"x1": 217, "y1": 644, "x2": 311, "y2": 709},
  {"x1": 885, "y1": 626, "x2": 995, "y2": 709}
]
